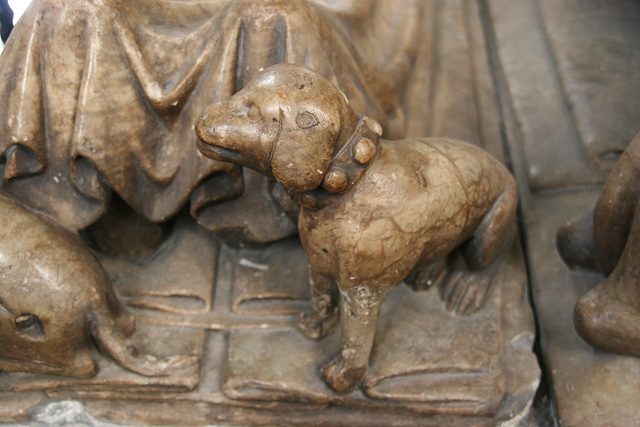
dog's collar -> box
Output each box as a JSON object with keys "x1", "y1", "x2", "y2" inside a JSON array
[{"x1": 289, "y1": 115, "x2": 381, "y2": 210}]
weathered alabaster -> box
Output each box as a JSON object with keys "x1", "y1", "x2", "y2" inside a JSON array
[
  {"x1": 0, "y1": 0, "x2": 420, "y2": 246},
  {"x1": 0, "y1": 190, "x2": 197, "y2": 378},
  {"x1": 195, "y1": 64, "x2": 518, "y2": 392},
  {"x1": 558, "y1": 131, "x2": 640, "y2": 358}
]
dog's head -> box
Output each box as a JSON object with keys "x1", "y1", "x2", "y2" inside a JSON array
[{"x1": 195, "y1": 64, "x2": 367, "y2": 193}]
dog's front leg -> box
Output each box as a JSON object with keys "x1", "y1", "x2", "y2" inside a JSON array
[
  {"x1": 298, "y1": 264, "x2": 339, "y2": 339},
  {"x1": 322, "y1": 282, "x2": 394, "y2": 393}
]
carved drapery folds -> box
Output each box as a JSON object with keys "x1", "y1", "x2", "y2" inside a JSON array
[
  {"x1": 0, "y1": 1, "x2": 543, "y2": 423},
  {"x1": 0, "y1": 0, "x2": 421, "y2": 243}
]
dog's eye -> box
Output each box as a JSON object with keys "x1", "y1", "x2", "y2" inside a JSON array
[
  {"x1": 15, "y1": 313, "x2": 45, "y2": 340},
  {"x1": 296, "y1": 111, "x2": 319, "y2": 129},
  {"x1": 247, "y1": 104, "x2": 261, "y2": 122}
]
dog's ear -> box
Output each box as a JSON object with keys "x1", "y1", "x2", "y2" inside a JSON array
[{"x1": 271, "y1": 108, "x2": 338, "y2": 193}]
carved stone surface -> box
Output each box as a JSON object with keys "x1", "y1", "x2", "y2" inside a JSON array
[
  {"x1": 556, "y1": 132, "x2": 640, "y2": 357},
  {"x1": 0, "y1": 0, "x2": 541, "y2": 425},
  {"x1": 519, "y1": 192, "x2": 640, "y2": 426},
  {"x1": 0, "y1": 0, "x2": 422, "y2": 244},
  {"x1": 0, "y1": 190, "x2": 198, "y2": 379},
  {"x1": 195, "y1": 63, "x2": 519, "y2": 393},
  {"x1": 487, "y1": 0, "x2": 640, "y2": 424},
  {"x1": 489, "y1": 0, "x2": 640, "y2": 191},
  {"x1": 99, "y1": 215, "x2": 220, "y2": 315},
  {"x1": 0, "y1": 219, "x2": 538, "y2": 425}
]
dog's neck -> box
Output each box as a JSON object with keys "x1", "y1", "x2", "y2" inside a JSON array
[{"x1": 288, "y1": 115, "x2": 381, "y2": 210}]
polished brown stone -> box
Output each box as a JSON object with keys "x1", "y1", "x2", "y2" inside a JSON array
[
  {"x1": 488, "y1": 0, "x2": 640, "y2": 424},
  {"x1": 0, "y1": 0, "x2": 540, "y2": 425}
]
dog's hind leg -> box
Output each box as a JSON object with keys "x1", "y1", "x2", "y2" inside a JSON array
[
  {"x1": 298, "y1": 265, "x2": 339, "y2": 339},
  {"x1": 441, "y1": 183, "x2": 517, "y2": 315},
  {"x1": 322, "y1": 282, "x2": 394, "y2": 393}
]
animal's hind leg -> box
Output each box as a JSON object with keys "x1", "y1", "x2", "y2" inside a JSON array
[
  {"x1": 298, "y1": 264, "x2": 339, "y2": 339},
  {"x1": 441, "y1": 184, "x2": 517, "y2": 315},
  {"x1": 462, "y1": 184, "x2": 517, "y2": 270}
]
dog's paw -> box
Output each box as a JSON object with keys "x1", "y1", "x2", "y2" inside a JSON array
[
  {"x1": 321, "y1": 355, "x2": 365, "y2": 394},
  {"x1": 440, "y1": 269, "x2": 493, "y2": 315},
  {"x1": 298, "y1": 309, "x2": 339, "y2": 339},
  {"x1": 405, "y1": 258, "x2": 447, "y2": 291}
]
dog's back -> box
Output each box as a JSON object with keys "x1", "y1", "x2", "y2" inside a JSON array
[{"x1": 298, "y1": 137, "x2": 515, "y2": 286}]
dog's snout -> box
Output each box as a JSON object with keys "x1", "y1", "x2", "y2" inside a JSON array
[{"x1": 195, "y1": 110, "x2": 219, "y2": 143}]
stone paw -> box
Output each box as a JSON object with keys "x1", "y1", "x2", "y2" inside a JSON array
[
  {"x1": 321, "y1": 355, "x2": 366, "y2": 394},
  {"x1": 440, "y1": 269, "x2": 493, "y2": 315},
  {"x1": 405, "y1": 258, "x2": 447, "y2": 291},
  {"x1": 298, "y1": 309, "x2": 338, "y2": 339}
]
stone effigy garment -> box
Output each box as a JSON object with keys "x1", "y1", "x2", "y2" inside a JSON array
[{"x1": 0, "y1": 0, "x2": 421, "y2": 241}]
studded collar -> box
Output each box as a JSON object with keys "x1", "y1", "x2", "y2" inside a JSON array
[{"x1": 288, "y1": 115, "x2": 382, "y2": 210}]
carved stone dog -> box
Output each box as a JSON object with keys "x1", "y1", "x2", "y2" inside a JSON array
[
  {"x1": 195, "y1": 64, "x2": 517, "y2": 393},
  {"x1": 0, "y1": 190, "x2": 197, "y2": 378}
]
